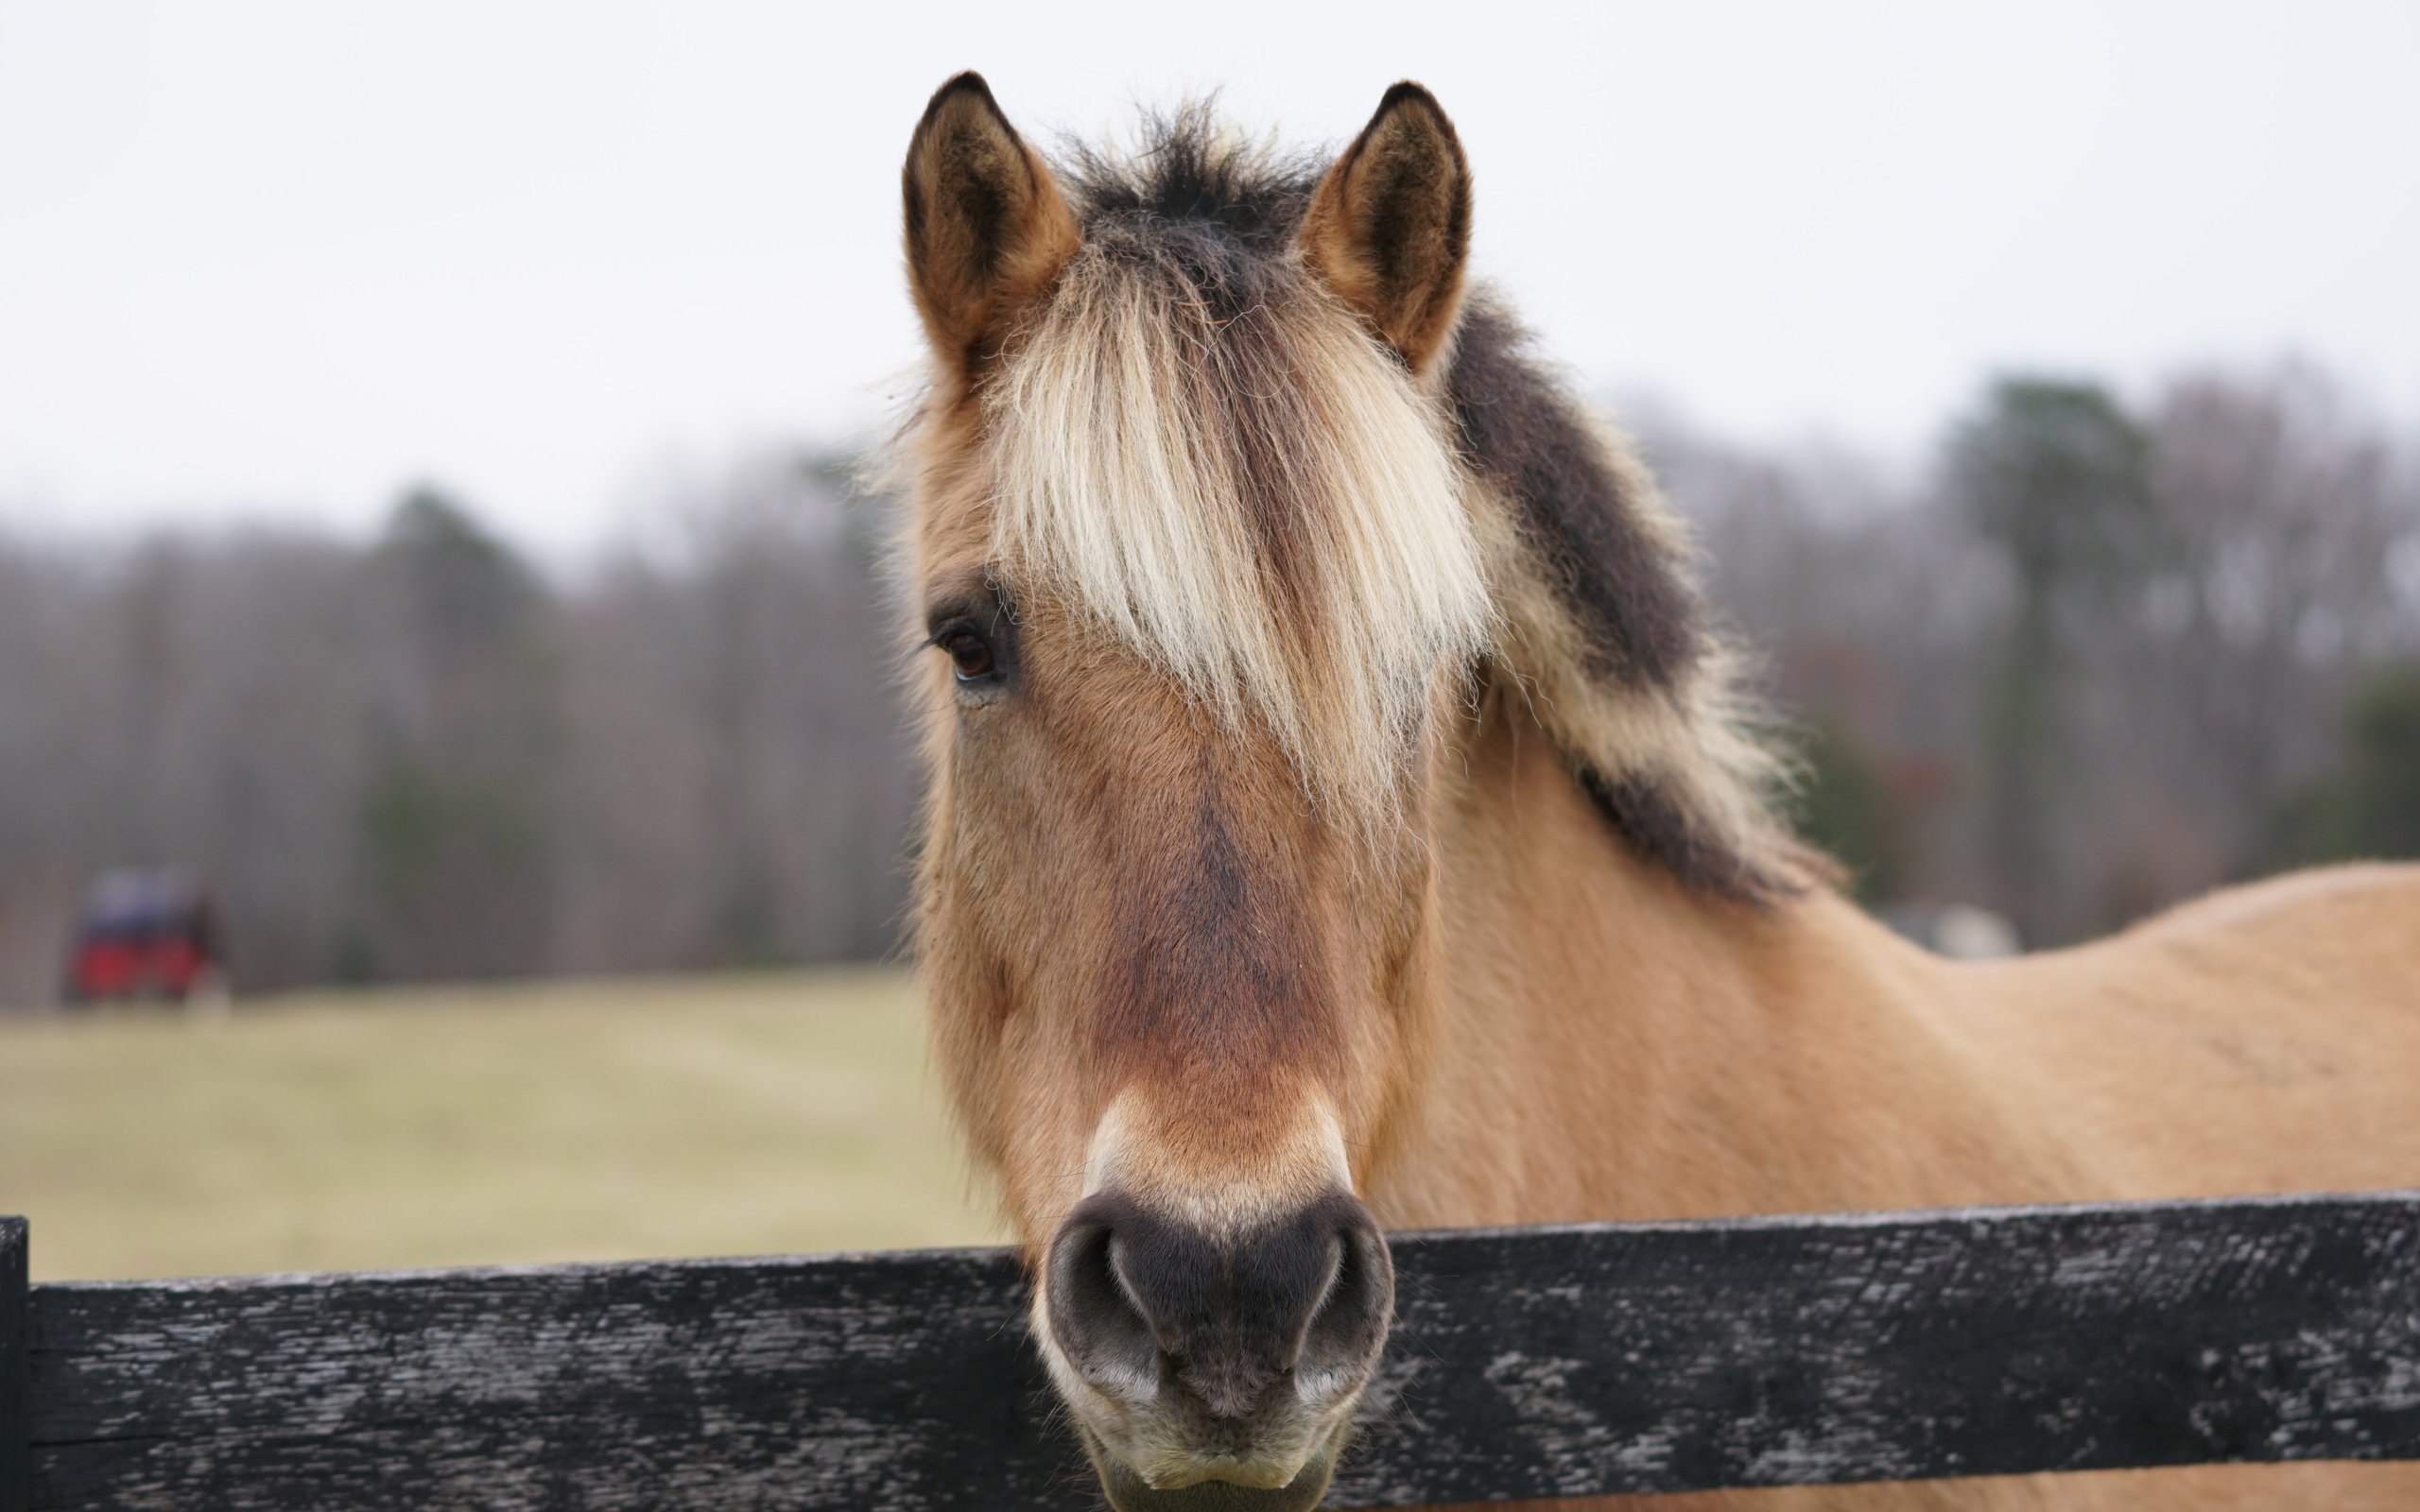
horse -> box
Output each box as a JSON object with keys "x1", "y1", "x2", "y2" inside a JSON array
[{"x1": 890, "y1": 73, "x2": 2420, "y2": 1511}]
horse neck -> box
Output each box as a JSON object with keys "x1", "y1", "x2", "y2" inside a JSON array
[{"x1": 1367, "y1": 698, "x2": 2077, "y2": 1229}]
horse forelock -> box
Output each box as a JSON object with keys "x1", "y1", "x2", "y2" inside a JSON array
[{"x1": 977, "y1": 131, "x2": 1495, "y2": 823}]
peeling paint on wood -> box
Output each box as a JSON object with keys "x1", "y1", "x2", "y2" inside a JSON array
[
  {"x1": 1340, "y1": 1192, "x2": 2420, "y2": 1505},
  {"x1": 14, "y1": 1193, "x2": 2420, "y2": 1509}
]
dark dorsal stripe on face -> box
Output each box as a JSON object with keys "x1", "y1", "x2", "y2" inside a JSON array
[{"x1": 1094, "y1": 790, "x2": 1340, "y2": 1096}]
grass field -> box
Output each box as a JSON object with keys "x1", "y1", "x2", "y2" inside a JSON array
[{"x1": 0, "y1": 969, "x2": 1002, "y2": 1282}]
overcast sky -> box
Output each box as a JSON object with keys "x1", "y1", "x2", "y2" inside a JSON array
[{"x1": 4, "y1": 0, "x2": 2415, "y2": 552}]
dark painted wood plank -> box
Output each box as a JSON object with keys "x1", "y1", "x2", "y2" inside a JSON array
[
  {"x1": 29, "y1": 1246, "x2": 1080, "y2": 1512},
  {"x1": 1339, "y1": 1191, "x2": 2420, "y2": 1505},
  {"x1": 2, "y1": 1218, "x2": 26, "y2": 1512},
  {"x1": 26, "y1": 1193, "x2": 2420, "y2": 1510}
]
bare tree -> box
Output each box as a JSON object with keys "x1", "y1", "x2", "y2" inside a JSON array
[{"x1": 2134, "y1": 362, "x2": 2413, "y2": 874}]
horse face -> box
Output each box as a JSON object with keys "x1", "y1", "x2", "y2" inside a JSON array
[
  {"x1": 918, "y1": 583, "x2": 1426, "y2": 1503},
  {"x1": 899, "y1": 75, "x2": 1477, "y2": 1509}
]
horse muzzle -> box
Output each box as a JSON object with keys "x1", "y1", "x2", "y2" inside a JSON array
[{"x1": 1040, "y1": 1187, "x2": 1393, "y2": 1512}]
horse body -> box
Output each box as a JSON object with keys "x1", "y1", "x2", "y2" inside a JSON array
[
  {"x1": 890, "y1": 72, "x2": 2420, "y2": 1510},
  {"x1": 1397, "y1": 696, "x2": 2420, "y2": 1509},
  {"x1": 1403, "y1": 711, "x2": 2420, "y2": 1235}
]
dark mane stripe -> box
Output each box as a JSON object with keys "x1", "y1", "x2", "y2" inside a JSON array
[
  {"x1": 1446, "y1": 298, "x2": 1704, "y2": 691},
  {"x1": 1443, "y1": 296, "x2": 1795, "y2": 902},
  {"x1": 1583, "y1": 767, "x2": 1790, "y2": 904}
]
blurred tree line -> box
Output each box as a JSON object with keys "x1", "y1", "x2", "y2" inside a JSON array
[
  {"x1": 0, "y1": 456, "x2": 917, "y2": 1001},
  {"x1": 0, "y1": 358, "x2": 2414, "y2": 1002},
  {"x1": 1651, "y1": 358, "x2": 2420, "y2": 946}
]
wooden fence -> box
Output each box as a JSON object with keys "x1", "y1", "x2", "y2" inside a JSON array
[{"x1": 5, "y1": 1192, "x2": 2419, "y2": 1509}]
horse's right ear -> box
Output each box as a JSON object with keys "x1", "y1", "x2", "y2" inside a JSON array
[{"x1": 903, "y1": 73, "x2": 1080, "y2": 381}]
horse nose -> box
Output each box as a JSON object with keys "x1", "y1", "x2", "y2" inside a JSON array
[{"x1": 1045, "y1": 1188, "x2": 1394, "y2": 1419}]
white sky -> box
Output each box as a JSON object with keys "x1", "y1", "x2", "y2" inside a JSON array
[{"x1": 3, "y1": 0, "x2": 2416, "y2": 553}]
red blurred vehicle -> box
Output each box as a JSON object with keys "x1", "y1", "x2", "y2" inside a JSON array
[{"x1": 63, "y1": 868, "x2": 229, "y2": 1008}]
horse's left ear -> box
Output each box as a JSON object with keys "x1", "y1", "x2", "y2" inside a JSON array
[
  {"x1": 1299, "y1": 82, "x2": 1474, "y2": 374},
  {"x1": 903, "y1": 72, "x2": 1081, "y2": 380}
]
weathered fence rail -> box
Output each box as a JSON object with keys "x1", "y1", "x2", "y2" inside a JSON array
[{"x1": 5, "y1": 1192, "x2": 2418, "y2": 1510}]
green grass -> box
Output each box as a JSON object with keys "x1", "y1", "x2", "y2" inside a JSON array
[{"x1": 0, "y1": 969, "x2": 1002, "y2": 1282}]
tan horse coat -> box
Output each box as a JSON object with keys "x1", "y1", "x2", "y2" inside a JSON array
[{"x1": 1395, "y1": 693, "x2": 2420, "y2": 1508}]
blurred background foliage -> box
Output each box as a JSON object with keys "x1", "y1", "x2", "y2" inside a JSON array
[
  {"x1": 0, "y1": 454, "x2": 916, "y2": 1003},
  {"x1": 0, "y1": 357, "x2": 2415, "y2": 1006},
  {"x1": 1664, "y1": 355, "x2": 2419, "y2": 947}
]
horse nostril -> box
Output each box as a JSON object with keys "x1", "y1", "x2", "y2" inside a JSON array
[
  {"x1": 1296, "y1": 1206, "x2": 1393, "y2": 1398},
  {"x1": 1045, "y1": 1211, "x2": 1163, "y2": 1399}
]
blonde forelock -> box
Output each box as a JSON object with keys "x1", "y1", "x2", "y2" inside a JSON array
[{"x1": 983, "y1": 232, "x2": 1494, "y2": 822}]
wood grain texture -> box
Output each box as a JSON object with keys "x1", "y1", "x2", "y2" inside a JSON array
[
  {"x1": 2, "y1": 1218, "x2": 25, "y2": 1512},
  {"x1": 1340, "y1": 1193, "x2": 2420, "y2": 1505},
  {"x1": 20, "y1": 1193, "x2": 2420, "y2": 1510}
]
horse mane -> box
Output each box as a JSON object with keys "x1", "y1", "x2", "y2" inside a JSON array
[
  {"x1": 967, "y1": 104, "x2": 1811, "y2": 898},
  {"x1": 1443, "y1": 294, "x2": 1813, "y2": 901}
]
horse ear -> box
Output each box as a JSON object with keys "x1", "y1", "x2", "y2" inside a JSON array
[
  {"x1": 903, "y1": 72, "x2": 1080, "y2": 378},
  {"x1": 1299, "y1": 82, "x2": 1474, "y2": 374}
]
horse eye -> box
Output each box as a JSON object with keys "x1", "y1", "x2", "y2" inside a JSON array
[{"x1": 940, "y1": 627, "x2": 995, "y2": 682}]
